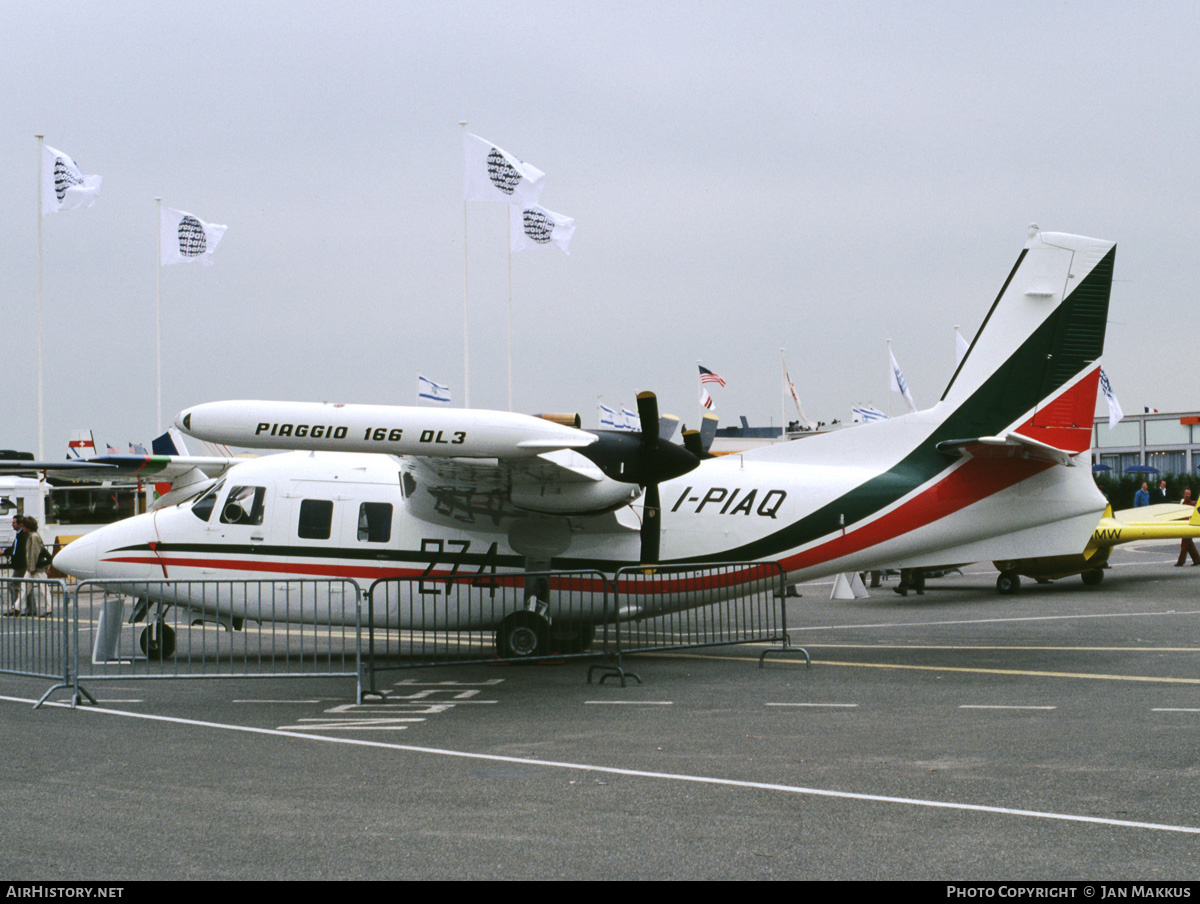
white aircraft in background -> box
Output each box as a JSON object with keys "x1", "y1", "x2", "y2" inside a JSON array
[{"x1": 54, "y1": 228, "x2": 1118, "y2": 658}]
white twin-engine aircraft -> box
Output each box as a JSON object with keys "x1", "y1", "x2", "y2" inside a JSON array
[{"x1": 55, "y1": 229, "x2": 1117, "y2": 657}]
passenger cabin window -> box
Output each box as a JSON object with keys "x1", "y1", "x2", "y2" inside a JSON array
[
  {"x1": 298, "y1": 499, "x2": 334, "y2": 540},
  {"x1": 357, "y1": 503, "x2": 392, "y2": 543},
  {"x1": 220, "y1": 486, "x2": 266, "y2": 525},
  {"x1": 191, "y1": 480, "x2": 225, "y2": 522}
]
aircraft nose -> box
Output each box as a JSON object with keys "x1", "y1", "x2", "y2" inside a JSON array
[{"x1": 53, "y1": 532, "x2": 101, "y2": 580}]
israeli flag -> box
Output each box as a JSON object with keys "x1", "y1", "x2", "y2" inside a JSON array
[
  {"x1": 889, "y1": 346, "x2": 917, "y2": 413},
  {"x1": 418, "y1": 375, "x2": 451, "y2": 404},
  {"x1": 599, "y1": 403, "x2": 617, "y2": 429},
  {"x1": 852, "y1": 405, "x2": 888, "y2": 423},
  {"x1": 621, "y1": 407, "x2": 640, "y2": 432}
]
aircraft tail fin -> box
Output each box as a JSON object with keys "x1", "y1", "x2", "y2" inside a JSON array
[
  {"x1": 1191, "y1": 505, "x2": 1200, "y2": 528},
  {"x1": 67, "y1": 429, "x2": 97, "y2": 460},
  {"x1": 938, "y1": 228, "x2": 1116, "y2": 455},
  {"x1": 152, "y1": 426, "x2": 235, "y2": 459}
]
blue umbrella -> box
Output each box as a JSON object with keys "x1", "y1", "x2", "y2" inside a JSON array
[
  {"x1": 1124, "y1": 465, "x2": 1160, "y2": 474},
  {"x1": 1091, "y1": 464, "x2": 1111, "y2": 473}
]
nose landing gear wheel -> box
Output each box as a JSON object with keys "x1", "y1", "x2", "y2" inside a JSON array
[{"x1": 139, "y1": 623, "x2": 176, "y2": 659}]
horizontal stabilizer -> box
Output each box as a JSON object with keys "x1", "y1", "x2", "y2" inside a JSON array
[{"x1": 936, "y1": 431, "x2": 1077, "y2": 468}]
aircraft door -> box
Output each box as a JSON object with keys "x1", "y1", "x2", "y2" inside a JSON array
[{"x1": 216, "y1": 485, "x2": 269, "y2": 544}]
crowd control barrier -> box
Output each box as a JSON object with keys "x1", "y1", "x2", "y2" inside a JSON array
[{"x1": 71, "y1": 578, "x2": 365, "y2": 702}]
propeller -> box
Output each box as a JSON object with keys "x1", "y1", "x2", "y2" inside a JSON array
[
  {"x1": 635, "y1": 391, "x2": 693, "y2": 565},
  {"x1": 575, "y1": 391, "x2": 700, "y2": 565}
]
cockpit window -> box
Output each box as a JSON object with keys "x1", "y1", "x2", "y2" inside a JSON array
[
  {"x1": 190, "y1": 480, "x2": 225, "y2": 522},
  {"x1": 220, "y1": 486, "x2": 266, "y2": 525}
]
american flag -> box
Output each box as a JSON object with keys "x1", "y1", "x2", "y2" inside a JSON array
[{"x1": 699, "y1": 365, "x2": 725, "y2": 387}]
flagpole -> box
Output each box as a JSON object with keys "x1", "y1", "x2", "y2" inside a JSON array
[
  {"x1": 507, "y1": 243, "x2": 513, "y2": 412},
  {"x1": 155, "y1": 197, "x2": 163, "y2": 434},
  {"x1": 36, "y1": 135, "x2": 45, "y2": 460},
  {"x1": 459, "y1": 121, "x2": 470, "y2": 408},
  {"x1": 886, "y1": 338, "x2": 892, "y2": 418},
  {"x1": 780, "y1": 349, "x2": 786, "y2": 442}
]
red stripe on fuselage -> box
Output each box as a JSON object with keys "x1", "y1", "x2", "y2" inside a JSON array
[{"x1": 776, "y1": 455, "x2": 1052, "y2": 573}]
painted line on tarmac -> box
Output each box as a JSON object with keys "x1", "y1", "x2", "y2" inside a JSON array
[
  {"x1": 583, "y1": 700, "x2": 673, "y2": 705},
  {"x1": 791, "y1": 608, "x2": 1200, "y2": 633},
  {"x1": 765, "y1": 702, "x2": 857, "y2": 708},
  {"x1": 784, "y1": 643, "x2": 1200, "y2": 653},
  {"x1": 959, "y1": 705, "x2": 1056, "y2": 711},
  {"x1": 653, "y1": 651, "x2": 1200, "y2": 684},
  {"x1": 3, "y1": 693, "x2": 1199, "y2": 837}
]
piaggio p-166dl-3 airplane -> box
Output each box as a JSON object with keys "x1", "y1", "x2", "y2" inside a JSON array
[{"x1": 54, "y1": 228, "x2": 1117, "y2": 657}]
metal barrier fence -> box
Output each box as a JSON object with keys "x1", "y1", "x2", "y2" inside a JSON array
[
  {"x1": 364, "y1": 570, "x2": 612, "y2": 691},
  {"x1": 70, "y1": 579, "x2": 364, "y2": 704},
  {"x1": 1, "y1": 564, "x2": 797, "y2": 705},
  {"x1": 0, "y1": 579, "x2": 71, "y2": 697},
  {"x1": 598, "y1": 562, "x2": 793, "y2": 684}
]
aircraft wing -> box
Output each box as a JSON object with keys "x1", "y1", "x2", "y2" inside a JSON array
[
  {"x1": 178, "y1": 399, "x2": 699, "y2": 528},
  {"x1": 0, "y1": 455, "x2": 235, "y2": 483}
]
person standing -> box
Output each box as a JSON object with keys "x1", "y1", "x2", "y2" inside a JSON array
[
  {"x1": 1134, "y1": 482, "x2": 1150, "y2": 507},
  {"x1": 19, "y1": 517, "x2": 50, "y2": 617},
  {"x1": 5, "y1": 516, "x2": 26, "y2": 616},
  {"x1": 1153, "y1": 479, "x2": 1171, "y2": 504},
  {"x1": 1177, "y1": 490, "x2": 1200, "y2": 567}
]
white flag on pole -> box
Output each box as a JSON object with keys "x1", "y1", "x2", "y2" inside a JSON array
[
  {"x1": 510, "y1": 204, "x2": 575, "y2": 255},
  {"x1": 889, "y1": 346, "x2": 917, "y2": 413},
  {"x1": 700, "y1": 387, "x2": 714, "y2": 410},
  {"x1": 161, "y1": 207, "x2": 227, "y2": 266},
  {"x1": 41, "y1": 144, "x2": 101, "y2": 213},
  {"x1": 463, "y1": 133, "x2": 545, "y2": 205},
  {"x1": 1098, "y1": 367, "x2": 1123, "y2": 429},
  {"x1": 418, "y1": 375, "x2": 451, "y2": 404}
]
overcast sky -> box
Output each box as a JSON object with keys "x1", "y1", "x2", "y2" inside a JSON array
[{"x1": 3, "y1": 1, "x2": 1197, "y2": 455}]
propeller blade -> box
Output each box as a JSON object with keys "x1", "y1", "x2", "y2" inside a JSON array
[
  {"x1": 640, "y1": 481, "x2": 661, "y2": 565},
  {"x1": 699, "y1": 412, "x2": 719, "y2": 453}
]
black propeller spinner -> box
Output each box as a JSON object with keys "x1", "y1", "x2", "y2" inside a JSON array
[{"x1": 574, "y1": 391, "x2": 700, "y2": 565}]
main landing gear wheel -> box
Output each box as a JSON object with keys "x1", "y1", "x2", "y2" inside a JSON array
[
  {"x1": 1081, "y1": 568, "x2": 1104, "y2": 587},
  {"x1": 139, "y1": 622, "x2": 176, "y2": 659},
  {"x1": 996, "y1": 571, "x2": 1021, "y2": 595},
  {"x1": 497, "y1": 611, "x2": 550, "y2": 659}
]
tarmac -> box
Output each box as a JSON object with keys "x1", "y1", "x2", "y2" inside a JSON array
[{"x1": 2, "y1": 540, "x2": 1200, "y2": 880}]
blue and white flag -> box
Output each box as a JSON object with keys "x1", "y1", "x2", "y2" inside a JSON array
[
  {"x1": 889, "y1": 346, "x2": 917, "y2": 413},
  {"x1": 852, "y1": 405, "x2": 888, "y2": 423},
  {"x1": 1098, "y1": 367, "x2": 1122, "y2": 429},
  {"x1": 599, "y1": 403, "x2": 617, "y2": 429},
  {"x1": 621, "y1": 407, "x2": 640, "y2": 432},
  {"x1": 418, "y1": 375, "x2": 451, "y2": 404}
]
